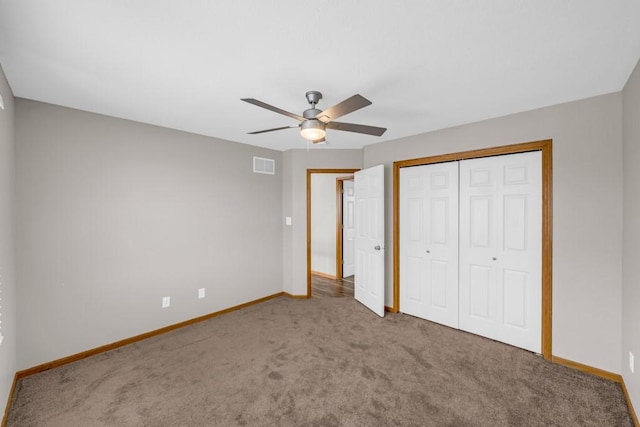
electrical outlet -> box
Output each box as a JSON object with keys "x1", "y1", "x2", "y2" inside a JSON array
[
  {"x1": 198, "y1": 288, "x2": 205, "y2": 299},
  {"x1": 630, "y1": 352, "x2": 635, "y2": 374},
  {"x1": 162, "y1": 296, "x2": 170, "y2": 308}
]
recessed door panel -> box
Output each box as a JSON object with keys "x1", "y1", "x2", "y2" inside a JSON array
[
  {"x1": 430, "y1": 198, "x2": 448, "y2": 245},
  {"x1": 504, "y1": 195, "x2": 528, "y2": 252},
  {"x1": 469, "y1": 265, "x2": 492, "y2": 319},
  {"x1": 503, "y1": 269, "x2": 527, "y2": 329},
  {"x1": 407, "y1": 198, "x2": 423, "y2": 242},
  {"x1": 405, "y1": 256, "x2": 423, "y2": 301},
  {"x1": 430, "y1": 260, "x2": 448, "y2": 309},
  {"x1": 470, "y1": 196, "x2": 492, "y2": 248}
]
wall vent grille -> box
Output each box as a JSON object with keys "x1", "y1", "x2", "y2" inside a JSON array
[{"x1": 253, "y1": 156, "x2": 275, "y2": 175}]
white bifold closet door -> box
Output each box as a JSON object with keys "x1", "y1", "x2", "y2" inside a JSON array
[
  {"x1": 400, "y1": 161, "x2": 459, "y2": 328},
  {"x1": 399, "y1": 151, "x2": 542, "y2": 353},
  {"x1": 459, "y1": 151, "x2": 542, "y2": 353}
]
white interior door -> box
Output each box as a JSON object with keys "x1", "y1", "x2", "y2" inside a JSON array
[
  {"x1": 354, "y1": 165, "x2": 385, "y2": 317},
  {"x1": 400, "y1": 162, "x2": 459, "y2": 328},
  {"x1": 342, "y1": 179, "x2": 355, "y2": 278},
  {"x1": 459, "y1": 151, "x2": 542, "y2": 353}
]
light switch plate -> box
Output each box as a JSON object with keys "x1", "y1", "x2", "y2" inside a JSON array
[{"x1": 285, "y1": 217, "x2": 292, "y2": 225}]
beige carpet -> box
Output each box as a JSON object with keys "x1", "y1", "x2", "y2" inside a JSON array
[{"x1": 6, "y1": 295, "x2": 633, "y2": 426}]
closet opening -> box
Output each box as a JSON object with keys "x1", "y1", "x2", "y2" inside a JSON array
[{"x1": 393, "y1": 139, "x2": 552, "y2": 360}]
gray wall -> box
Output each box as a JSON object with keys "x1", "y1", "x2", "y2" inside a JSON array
[
  {"x1": 0, "y1": 65, "x2": 16, "y2": 413},
  {"x1": 363, "y1": 93, "x2": 624, "y2": 374},
  {"x1": 282, "y1": 149, "x2": 362, "y2": 296},
  {"x1": 15, "y1": 100, "x2": 283, "y2": 369},
  {"x1": 622, "y1": 58, "x2": 640, "y2": 414}
]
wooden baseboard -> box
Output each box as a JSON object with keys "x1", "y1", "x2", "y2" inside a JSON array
[
  {"x1": 310, "y1": 271, "x2": 338, "y2": 280},
  {"x1": 283, "y1": 292, "x2": 309, "y2": 299},
  {"x1": 15, "y1": 292, "x2": 285, "y2": 380},
  {"x1": 551, "y1": 356, "x2": 621, "y2": 382},
  {"x1": 552, "y1": 355, "x2": 638, "y2": 426},
  {"x1": 1, "y1": 373, "x2": 18, "y2": 427},
  {"x1": 621, "y1": 377, "x2": 640, "y2": 427}
]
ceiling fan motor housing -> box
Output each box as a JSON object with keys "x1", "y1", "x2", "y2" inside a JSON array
[{"x1": 303, "y1": 108, "x2": 322, "y2": 119}]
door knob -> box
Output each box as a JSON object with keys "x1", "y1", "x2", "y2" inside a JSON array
[
  {"x1": 492, "y1": 257, "x2": 497, "y2": 261},
  {"x1": 374, "y1": 245, "x2": 381, "y2": 251},
  {"x1": 426, "y1": 250, "x2": 430, "y2": 253}
]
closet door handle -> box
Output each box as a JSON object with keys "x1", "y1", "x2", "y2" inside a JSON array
[{"x1": 374, "y1": 245, "x2": 381, "y2": 251}]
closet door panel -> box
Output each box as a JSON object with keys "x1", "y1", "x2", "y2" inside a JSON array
[
  {"x1": 460, "y1": 157, "x2": 500, "y2": 335},
  {"x1": 497, "y1": 152, "x2": 542, "y2": 352},
  {"x1": 400, "y1": 162, "x2": 459, "y2": 328},
  {"x1": 459, "y1": 152, "x2": 542, "y2": 353}
]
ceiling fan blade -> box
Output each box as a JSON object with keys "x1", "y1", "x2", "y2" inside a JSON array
[
  {"x1": 315, "y1": 94, "x2": 372, "y2": 123},
  {"x1": 326, "y1": 121, "x2": 387, "y2": 136},
  {"x1": 241, "y1": 98, "x2": 304, "y2": 121},
  {"x1": 248, "y1": 125, "x2": 297, "y2": 135}
]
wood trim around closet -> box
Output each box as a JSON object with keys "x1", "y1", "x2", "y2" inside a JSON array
[{"x1": 392, "y1": 139, "x2": 553, "y2": 360}]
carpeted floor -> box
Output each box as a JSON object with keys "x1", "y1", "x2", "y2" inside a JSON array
[{"x1": 6, "y1": 295, "x2": 633, "y2": 426}]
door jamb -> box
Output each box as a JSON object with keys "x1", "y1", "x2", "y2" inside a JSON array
[
  {"x1": 393, "y1": 139, "x2": 553, "y2": 360},
  {"x1": 307, "y1": 169, "x2": 360, "y2": 298}
]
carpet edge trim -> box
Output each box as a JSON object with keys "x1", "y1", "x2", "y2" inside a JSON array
[{"x1": 14, "y1": 291, "x2": 285, "y2": 381}]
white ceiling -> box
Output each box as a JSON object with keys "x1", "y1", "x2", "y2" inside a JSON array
[{"x1": 1, "y1": 1, "x2": 639, "y2": 151}]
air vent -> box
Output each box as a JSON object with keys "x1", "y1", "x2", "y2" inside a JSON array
[{"x1": 253, "y1": 156, "x2": 275, "y2": 175}]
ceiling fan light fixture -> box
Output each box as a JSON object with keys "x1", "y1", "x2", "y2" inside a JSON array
[{"x1": 300, "y1": 120, "x2": 326, "y2": 141}]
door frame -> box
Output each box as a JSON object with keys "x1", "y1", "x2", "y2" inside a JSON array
[
  {"x1": 307, "y1": 169, "x2": 360, "y2": 297},
  {"x1": 393, "y1": 139, "x2": 553, "y2": 360},
  {"x1": 335, "y1": 175, "x2": 354, "y2": 280}
]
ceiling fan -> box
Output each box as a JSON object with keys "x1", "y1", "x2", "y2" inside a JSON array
[{"x1": 241, "y1": 91, "x2": 386, "y2": 144}]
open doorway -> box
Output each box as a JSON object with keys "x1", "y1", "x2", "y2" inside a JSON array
[{"x1": 306, "y1": 169, "x2": 359, "y2": 297}]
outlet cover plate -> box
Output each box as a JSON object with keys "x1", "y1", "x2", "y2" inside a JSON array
[
  {"x1": 162, "y1": 296, "x2": 170, "y2": 308},
  {"x1": 198, "y1": 288, "x2": 205, "y2": 299},
  {"x1": 630, "y1": 352, "x2": 635, "y2": 374}
]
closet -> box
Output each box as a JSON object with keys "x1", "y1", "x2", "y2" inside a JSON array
[{"x1": 399, "y1": 151, "x2": 542, "y2": 353}]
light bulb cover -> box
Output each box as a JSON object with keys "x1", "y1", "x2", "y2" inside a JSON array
[{"x1": 300, "y1": 119, "x2": 326, "y2": 141}]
